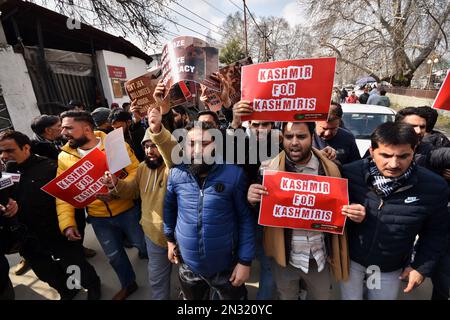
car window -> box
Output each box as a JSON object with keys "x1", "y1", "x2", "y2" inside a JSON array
[{"x1": 342, "y1": 113, "x2": 395, "y2": 139}]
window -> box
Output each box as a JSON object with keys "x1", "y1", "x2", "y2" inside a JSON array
[{"x1": 342, "y1": 113, "x2": 395, "y2": 139}]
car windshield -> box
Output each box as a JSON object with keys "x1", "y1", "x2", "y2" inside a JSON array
[{"x1": 342, "y1": 113, "x2": 395, "y2": 139}]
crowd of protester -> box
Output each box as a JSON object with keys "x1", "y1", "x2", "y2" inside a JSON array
[{"x1": 0, "y1": 77, "x2": 449, "y2": 301}]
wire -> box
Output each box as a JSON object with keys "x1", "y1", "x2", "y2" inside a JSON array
[
  {"x1": 151, "y1": 10, "x2": 224, "y2": 45},
  {"x1": 161, "y1": 29, "x2": 180, "y2": 38},
  {"x1": 199, "y1": 0, "x2": 230, "y2": 17},
  {"x1": 228, "y1": 0, "x2": 244, "y2": 12},
  {"x1": 174, "y1": 2, "x2": 229, "y2": 34},
  {"x1": 244, "y1": 3, "x2": 265, "y2": 36},
  {"x1": 244, "y1": 3, "x2": 275, "y2": 60},
  {"x1": 160, "y1": 3, "x2": 226, "y2": 38}
]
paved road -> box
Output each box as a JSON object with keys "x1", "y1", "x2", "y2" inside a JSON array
[{"x1": 6, "y1": 224, "x2": 433, "y2": 300}]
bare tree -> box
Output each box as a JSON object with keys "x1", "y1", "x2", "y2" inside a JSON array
[
  {"x1": 259, "y1": 17, "x2": 315, "y2": 61},
  {"x1": 300, "y1": 0, "x2": 450, "y2": 86},
  {"x1": 29, "y1": 0, "x2": 173, "y2": 49},
  {"x1": 220, "y1": 12, "x2": 312, "y2": 62}
]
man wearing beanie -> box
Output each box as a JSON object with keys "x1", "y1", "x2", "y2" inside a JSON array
[{"x1": 91, "y1": 107, "x2": 113, "y2": 134}]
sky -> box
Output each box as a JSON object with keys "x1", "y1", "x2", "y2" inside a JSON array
[
  {"x1": 147, "y1": 0, "x2": 307, "y2": 54},
  {"x1": 30, "y1": 0, "x2": 307, "y2": 55}
]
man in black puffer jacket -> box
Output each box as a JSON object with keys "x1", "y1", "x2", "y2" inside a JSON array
[
  {"x1": 428, "y1": 146, "x2": 450, "y2": 300},
  {"x1": 431, "y1": 211, "x2": 450, "y2": 300},
  {"x1": 340, "y1": 122, "x2": 449, "y2": 300}
]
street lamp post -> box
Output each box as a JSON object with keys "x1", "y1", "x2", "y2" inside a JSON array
[{"x1": 427, "y1": 57, "x2": 439, "y2": 89}]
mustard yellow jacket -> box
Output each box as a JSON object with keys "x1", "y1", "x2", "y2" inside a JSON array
[{"x1": 56, "y1": 131, "x2": 139, "y2": 233}]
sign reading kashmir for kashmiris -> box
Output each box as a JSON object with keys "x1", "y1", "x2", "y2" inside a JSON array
[
  {"x1": 259, "y1": 170, "x2": 349, "y2": 234},
  {"x1": 241, "y1": 57, "x2": 336, "y2": 122},
  {"x1": 160, "y1": 36, "x2": 220, "y2": 101},
  {"x1": 432, "y1": 70, "x2": 450, "y2": 111},
  {"x1": 41, "y1": 148, "x2": 108, "y2": 208},
  {"x1": 41, "y1": 128, "x2": 132, "y2": 208}
]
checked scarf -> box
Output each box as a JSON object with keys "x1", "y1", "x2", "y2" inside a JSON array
[{"x1": 368, "y1": 160, "x2": 415, "y2": 197}]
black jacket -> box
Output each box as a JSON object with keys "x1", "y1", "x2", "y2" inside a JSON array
[
  {"x1": 30, "y1": 139, "x2": 61, "y2": 161},
  {"x1": 8, "y1": 154, "x2": 63, "y2": 243},
  {"x1": 358, "y1": 93, "x2": 370, "y2": 104},
  {"x1": 313, "y1": 129, "x2": 361, "y2": 165},
  {"x1": 343, "y1": 159, "x2": 450, "y2": 276},
  {"x1": 126, "y1": 122, "x2": 146, "y2": 162},
  {"x1": 422, "y1": 130, "x2": 450, "y2": 148}
]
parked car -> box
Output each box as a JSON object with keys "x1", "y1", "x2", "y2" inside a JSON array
[{"x1": 341, "y1": 103, "x2": 396, "y2": 157}]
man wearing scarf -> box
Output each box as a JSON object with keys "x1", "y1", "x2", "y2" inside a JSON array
[{"x1": 340, "y1": 121, "x2": 449, "y2": 300}]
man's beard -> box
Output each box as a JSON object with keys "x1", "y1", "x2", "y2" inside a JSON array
[
  {"x1": 188, "y1": 163, "x2": 214, "y2": 177},
  {"x1": 145, "y1": 156, "x2": 164, "y2": 169},
  {"x1": 68, "y1": 136, "x2": 89, "y2": 149},
  {"x1": 285, "y1": 145, "x2": 312, "y2": 164},
  {"x1": 174, "y1": 118, "x2": 185, "y2": 129}
]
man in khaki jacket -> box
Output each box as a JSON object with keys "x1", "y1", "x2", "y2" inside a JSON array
[
  {"x1": 247, "y1": 122, "x2": 366, "y2": 300},
  {"x1": 103, "y1": 84, "x2": 179, "y2": 299}
]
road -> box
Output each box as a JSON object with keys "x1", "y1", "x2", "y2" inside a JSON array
[{"x1": 5, "y1": 224, "x2": 433, "y2": 300}]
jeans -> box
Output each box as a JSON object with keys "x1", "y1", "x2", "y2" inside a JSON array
[
  {"x1": 255, "y1": 225, "x2": 275, "y2": 300},
  {"x1": 145, "y1": 236, "x2": 172, "y2": 300},
  {"x1": 340, "y1": 260, "x2": 401, "y2": 300},
  {"x1": 89, "y1": 205, "x2": 146, "y2": 288}
]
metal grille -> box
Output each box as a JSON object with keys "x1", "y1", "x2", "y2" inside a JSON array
[{"x1": 0, "y1": 84, "x2": 14, "y2": 132}]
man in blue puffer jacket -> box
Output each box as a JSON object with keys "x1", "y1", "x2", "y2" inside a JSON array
[{"x1": 164, "y1": 121, "x2": 255, "y2": 300}]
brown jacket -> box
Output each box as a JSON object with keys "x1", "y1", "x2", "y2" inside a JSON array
[{"x1": 261, "y1": 148, "x2": 350, "y2": 281}]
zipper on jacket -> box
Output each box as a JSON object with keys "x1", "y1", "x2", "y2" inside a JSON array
[
  {"x1": 377, "y1": 199, "x2": 384, "y2": 210},
  {"x1": 364, "y1": 197, "x2": 384, "y2": 265},
  {"x1": 197, "y1": 177, "x2": 207, "y2": 257}
]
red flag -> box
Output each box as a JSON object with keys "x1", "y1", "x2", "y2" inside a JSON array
[{"x1": 432, "y1": 70, "x2": 450, "y2": 111}]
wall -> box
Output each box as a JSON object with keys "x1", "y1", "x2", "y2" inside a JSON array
[
  {"x1": 387, "y1": 93, "x2": 434, "y2": 108},
  {"x1": 96, "y1": 50, "x2": 148, "y2": 107},
  {"x1": 0, "y1": 45, "x2": 41, "y2": 137}
]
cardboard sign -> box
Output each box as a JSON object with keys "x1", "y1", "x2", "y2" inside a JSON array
[
  {"x1": 241, "y1": 57, "x2": 336, "y2": 122},
  {"x1": 160, "y1": 36, "x2": 219, "y2": 101},
  {"x1": 432, "y1": 70, "x2": 450, "y2": 111},
  {"x1": 203, "y1": 57, "x2": 253, "y2": 112},
  {"x1": 202, "y1": 87, "x2": 223, "y2": 112},
  {"x1": 259, "y1": 170, "x2": 348, "y2": 234},
  {"x1": 125, "y1": 69, "x2": 161, "y2": 116},
  {"x1": 126, "y1": 67, "x2": 193, "y2": 113},
  {"x1": 41, "y1": 148, "x2": 108, "y2": 208}
]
